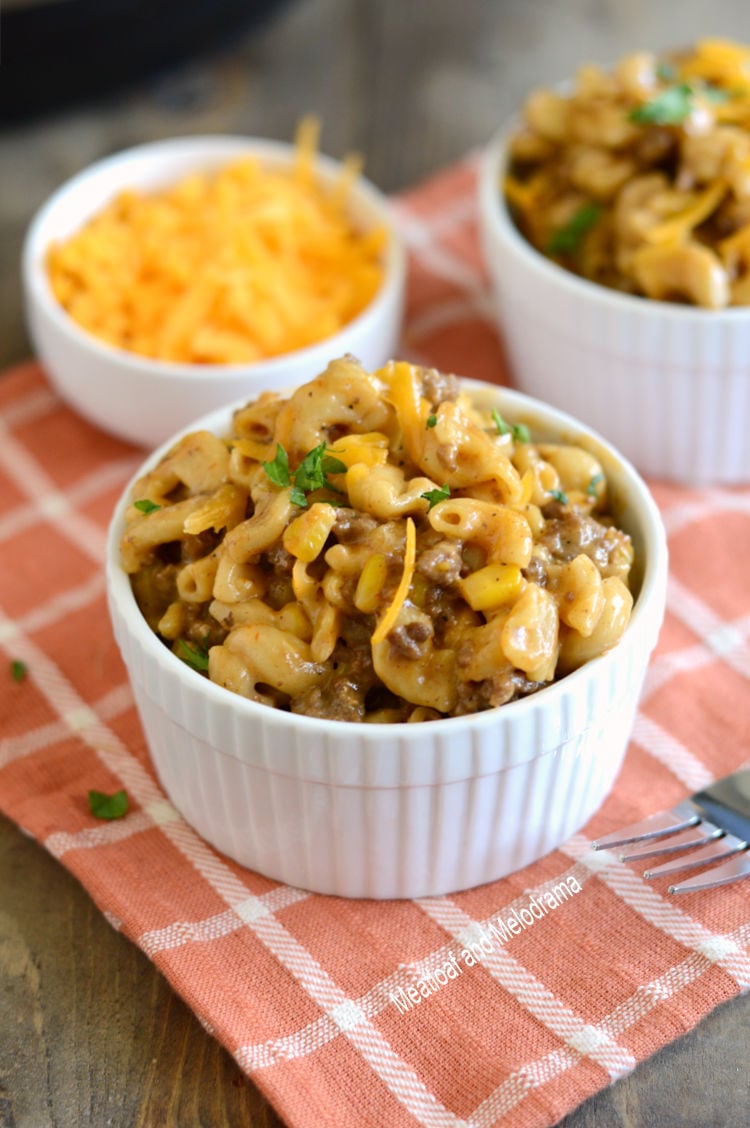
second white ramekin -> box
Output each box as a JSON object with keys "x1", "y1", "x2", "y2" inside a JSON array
[{"x1": 478, "y1": 127, "x2": 750, "y2": 487}]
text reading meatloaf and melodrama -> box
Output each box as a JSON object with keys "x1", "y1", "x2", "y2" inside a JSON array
[{"x1": 390, "y1": 874, "x2": 582, "y2": 1013}]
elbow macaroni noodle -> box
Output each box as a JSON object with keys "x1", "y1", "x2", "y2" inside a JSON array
[
  {"x1": 505, "y1": 38, "x2": 750, "y2": 308},
  {"x1": 121, "y1": 357, "x2": 635, "y2": 722}
]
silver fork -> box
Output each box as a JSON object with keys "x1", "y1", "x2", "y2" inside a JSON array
[{"x1": 592, "y1": 767, "x2": 750, "y2": 894}]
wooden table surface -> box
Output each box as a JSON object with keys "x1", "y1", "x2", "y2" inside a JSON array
[{"x1": 2, "y1": 2, "x2": 750, "y2": 1125}]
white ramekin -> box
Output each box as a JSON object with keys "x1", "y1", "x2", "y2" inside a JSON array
[
  {"x1": 478, "y1": 126, "x2": 750, "y2": 487},
  {"x1": 106, "y1": 379, "x2": 668, "y2": 899},
  {"x1": 22, "y1": 136, "x2": 406, "y2": 449}
]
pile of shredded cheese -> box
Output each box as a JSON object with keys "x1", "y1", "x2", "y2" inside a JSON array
[{"x1": 47, "y1": 120, "x2": 386, "y2": 364}]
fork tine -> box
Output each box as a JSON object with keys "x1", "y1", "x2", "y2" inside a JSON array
[
  {"x1": 668, "y1": 848, "x2": 750, "y2": 894},
  {"x1": 644, "y1": 834, "x2": 746, "y2": 879},
  {"x1": 592, "y1": 800, "x2": 699, "y2": 851},
  {"x1": 618, "y1": 821, "x2": 723, "y2": 862}
]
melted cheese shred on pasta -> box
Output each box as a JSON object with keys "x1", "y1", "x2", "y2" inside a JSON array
[
  {"x1": 371, "y1": 518, "x2": 416, "y2": 645},
  {"x1": 47, "y1": 119, "x2": 385, "y2": 363}
]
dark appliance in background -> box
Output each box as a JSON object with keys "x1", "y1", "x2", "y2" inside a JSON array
[{"x1": 0, "y1": 0, "x2": 291, "y2": 125}]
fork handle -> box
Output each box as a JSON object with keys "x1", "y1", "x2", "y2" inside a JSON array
[{"x1": 693, "y1": 769, "x2": 750, "y2": 845}]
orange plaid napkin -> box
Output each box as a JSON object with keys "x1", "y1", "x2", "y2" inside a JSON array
[{"x1": 2, "y1": 155, "x2": 750, "y2": 1128}]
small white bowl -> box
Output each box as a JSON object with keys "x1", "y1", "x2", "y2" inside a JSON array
[
  {"x1": 478, "y1": 126, "x2": 750, "y2": 486},
  {"x1": 105, "y1": 378, "x2": 667, "y2": 899},
  {"x1": 22, "y1": 136, "x2": 406, "y2": 449}
]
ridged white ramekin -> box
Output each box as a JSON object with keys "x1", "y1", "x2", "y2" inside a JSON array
[
  {"x1": 478, "y1": 127, "x2": 750, "y2": 487},
  {"x1": 106, "y1": 381, "x2": 668, "y2": 899}
]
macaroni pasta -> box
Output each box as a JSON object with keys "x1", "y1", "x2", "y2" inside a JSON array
[
  {"x1": 122, "y1": 357, "x2": 635, "y2": 722},
  {"x1": 505, "y1": 39, "x2": 750, "y2": 308}
]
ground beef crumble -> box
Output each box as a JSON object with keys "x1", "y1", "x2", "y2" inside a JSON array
[
  {"x1": 416, "y1": 539, "x2": 463, "y2": 586},
  {"x1": 389, "y1": 620, "x2": 432, "y2": 659},
  {"x1": 420, "y1": 367, "x2": 459, "y2": 407}
]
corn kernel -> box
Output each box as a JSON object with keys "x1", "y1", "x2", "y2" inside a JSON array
[
  {"x1": 354, "y1": 553, "x2": 388, "y2": 613},
  {"x1": 460, "y1": 564, "x2": 523, "y2": 612}
]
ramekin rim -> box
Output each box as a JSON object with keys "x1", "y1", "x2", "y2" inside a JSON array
[{"x1": 21, "y1": 134, "x2": 407, "y2": 382}]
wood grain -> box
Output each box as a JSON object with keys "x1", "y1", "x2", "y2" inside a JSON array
[{"x1": 0, "y1": 814, "x2": 285, "y2": 1128}]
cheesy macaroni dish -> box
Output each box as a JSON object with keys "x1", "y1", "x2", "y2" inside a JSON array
[
  {"x1": 121, "y1": 357, "x2": 634, "y2": 722},
  {"x1": 506, "y1": 38, "x2": 750, "y2": 308}
]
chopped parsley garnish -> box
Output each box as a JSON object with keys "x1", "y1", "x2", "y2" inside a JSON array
[
  {"x1": 263, "y1": 442, "x2": 346, "y2": 508},
  {"x1": 88, "y1": 789, "x2": 129, "y2": 820},
  {"x1": 420, "y1": 484, "x2": 451, "y2": 509},
  {"x1": 492, "y1": 408, "x2": 510, "y2": 435},
  {"x1": 546, "y1": 203, "x2": 602, "y2": 256},
  {"x1": 10, "y1": 659, "x2": 27, "y2": 682},
  {"x1": 587, "y1": 472, "x2": 604, "y2": 497},
  {"x1": 175, "y1": 638, "x2": 210, "y2": 672},
  {"x1": 426, "y1": 414, "x2": 438, "y2": 428},
  {"x1": 492, "y1": 409, "x2": 531, "y2": 444},
  {"x1": 549, "y1": 488, "x2": 569, "y2": 505},
  {"x1": 656, "y1": 61, "x2": 677, "y2": 83},
  {"x1": 629, "y1": 80, "x2": 730, "y2": 126},
  {"x1": 263, "y1": 443, "x2": 291, "y2": 488},
  {"x1": 629, "y1": 82, "x2": 694, "y2": 124},
  {"x1": 133, "y1": 499, "x2": 161, "y2": 514},
  {"x1": 513, "y1": 422, "x2": 532, "y2": 444},
  {"x1": 294, "y1": 444, "x2": 347, "y2": 494}
]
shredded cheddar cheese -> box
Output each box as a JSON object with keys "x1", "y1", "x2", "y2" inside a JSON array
[
  {"x1": 644, "y1": 181, "x2": 728, "y2": 245},
  {"x1": 385, "y1": 360, "x2": 429, "y2": 463},
  {"x1": 47, "y1": 119, "x2": 386, "y2": 364},
  {"x1": 371, "y1": 517, "x2": 417, "y2": 645}
]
